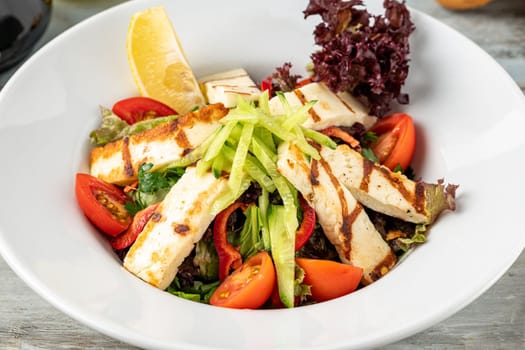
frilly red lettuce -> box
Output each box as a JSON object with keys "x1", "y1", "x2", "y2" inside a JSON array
[{"x1": 303, "y1": 0, "x2": 415, "y2": 117}]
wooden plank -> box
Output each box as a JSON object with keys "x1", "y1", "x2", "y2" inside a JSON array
[{"x1": 383, "y1": 252, "x2": 525, "y2": 349}]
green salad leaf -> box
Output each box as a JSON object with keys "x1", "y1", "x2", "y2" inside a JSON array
[
  {"x1": 90, "y1": 107, "x2": 178, "y2": 146},
  {"x1": 126, "y1": 163, "x2": 185, "y2": 214}
]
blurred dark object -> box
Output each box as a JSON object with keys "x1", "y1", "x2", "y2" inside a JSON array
[{"x1": 0, "y1": 0, "x2": 52, "y2": 72}]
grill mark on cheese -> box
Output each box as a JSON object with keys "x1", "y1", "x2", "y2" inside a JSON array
[
  {"x1": 90, "y1": 104, "x2": 228, "y2": 185},
  {"x1": 360, "y1": 158, "x2": 374, "y2": 192},
  {"x1": 309, "y1": 142, "x2": 358, "y2": 258},
  {"x1": 278, "y1": 142, "x2": 397, "y2": 285},
  {"x1": 174, "y1": 224, "x2": 190, "y2": 235},
  {"x1": 122, "y1": 137, "x2": 134, "y2": 177},
  {"x1": 360, "y1": 157, "x2": 426, "y2": 216},
  {"x1": 293, "y1": 89, "x2": 321, "y2": 122},
  {"x1": 174, "y1": 129, "x2": 192, "y2": 151},
  {"x1": 211, "y1": 84, "x2": 248, "y2": 88},
  {"x1": 288, "y1": 144, "x2": 312, "y2": 179},
  {"x1": 377, "y1": 166, "x2": 425, "y2": 215},
  {"x1": 368, "y1": 250, "x2": 397, "y2": 283},
  {"x1": 310, "y1": 159, "x2": 320, "y2": 186},
  {"x1": 414, "y1": 182, "x2": 427, "y2": 215},
  {"x1": 340, "y1": 205, "x2": 363, "y2": 258},
  {"x1": 318, "y1": 156, "x2": 360, "y2": 258},
  {"x1": 336, "y1": 93, "x2": 356, "y2": 113},
  {"x1": 181, "y1": 148, "x2": 193, "y2": 156},
  {"x1": 207, "y1": 83, "x2": 258, "y2": 90},
  {"x1": 151, "y1": 212, "x2": 161, "y2": 222},
  {"x1": 223, "y1": 90, "x2": 254, "y2": 96}
]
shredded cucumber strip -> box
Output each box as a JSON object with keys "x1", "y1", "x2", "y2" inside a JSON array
[
  {"x1": 258, "y1": 188, "x2": 271, "y2": 250},
  {"x1": 250, "y1": 134, "x2": 278, "y2": 163},
  {"x1": 158, "y1": 127, "x2": 220, "y2": 171},
  {"x1": 220, "y1": 111, "x2": 259, "y2": 123},
  {"x1": 203, "y1": 122, "x2": 237, "y2": 162},
  {"x1": 269, "y1": 205, "x2": 295, "y2": 308},
  {"x1": 243, "y1": 156, "x2": 276, "y2": 193},
  {"x1": 301, "y1": 126, "x2": 337, "y2": 150},
  {"x1": 258, "y1": 90, "x2": 271, "y2": 115},
  {"x1": 250, "y1": 137, "x2": 279, "y2": 177},
  {"x1": 190, "y1": 90, "x2": 325, "y2": 239},
  {"x1": 222, "y1": 144, "x2": 276, "y2": 193},
  {"x1": 276, "y1": 92, "x2": 293, "y2": 116},
  {"x1": 221, "y1": 96, "x2": 259, "y2": 123},
  {"x1": 281, "y1": 100, "x2": 317, "y2": 131},
  {"x1": 211, "y1": 153, "x2": 227, "y2": 178},
  {"x1": 196, "y1": 156, "x2": 214, "y2": 177},
  {"x1": 290, "y1": 125, "x2": 321, "y2": 160},
  {"x1": 255, "y1": 116, "x2": 295, "y2": 142},
  {"x1": 226, "y1": 123, "x2": 243, "y2": 147},
  {"x1": 253, "y1": 126, "x2": 276, "y2": 154},
  {"x1": 229, "y1": 122, "x2": 254, "y2": 195},
  {"x1": 251, "y1": 138, "x2": 298, "y2": 236},
  {"x1": 210, "y1": 176, "x2": 251, "y2": 215}
]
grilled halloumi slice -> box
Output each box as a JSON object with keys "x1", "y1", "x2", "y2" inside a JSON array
[
  {"x1": 123, "y1": 166, "x2": 230, "y2": 290},
  {"x1": 277, "y1": 142, "x2": 396, "y2": 284},
  {"x1": 199, "y1": 68, "x2": 261, "y2": 108},
  {"x1": 90, "y1": 103, "x2": 228, "y2": 185},
  {"x1": 322, "y1": 145, "x2": 456, "y2": 225},
  {"x1": 269, "y1": 82, "x2": 377, "y2": 131}
]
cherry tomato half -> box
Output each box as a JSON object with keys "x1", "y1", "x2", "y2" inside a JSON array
[
  {"x1": 75, "y1": 173, "x2": 132, "y2": 236},
  {"x1": 112, "y1": 96, "x2": 177, "y2": 124},
  {"x1": 295, "y1": 258, "x2": 363, "y2": 302},
  {"x1": 369, "y1": 113, "x2": 416, "y2": 171},
  {"x1": 210, "y1": 251, "x2": 276, "y2": 309},
  {"x1": 111, "y1": 202, "x2": 159, "y2": 250}
]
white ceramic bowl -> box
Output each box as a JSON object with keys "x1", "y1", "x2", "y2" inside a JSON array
[{"x1": 0, "y1": 1, "x2": 523, "y2": 349}]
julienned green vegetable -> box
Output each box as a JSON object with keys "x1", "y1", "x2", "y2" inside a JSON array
[
  {"x1": 195, "y1": 92, "x2": 333, "y2": 307},
  {"x1": 160, "y1": 91, "x2": 336, "y2": 307},
  {"x1": 190, "y1": 91, "x2": 335, "y2": 215},
  {"x1": 268, "y1": 205, "x2": 296, "y2": 308}
]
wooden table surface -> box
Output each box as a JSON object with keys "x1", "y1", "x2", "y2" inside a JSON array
[{"x1": 0, "y1": 0, "x2": 523, "y2": 349}]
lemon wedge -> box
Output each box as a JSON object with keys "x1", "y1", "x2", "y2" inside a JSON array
[{"x1": 126, "y1": 6, "x2": 205, "y2": 114}]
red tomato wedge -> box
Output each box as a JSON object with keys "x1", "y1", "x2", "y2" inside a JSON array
[
  {"x1": 295, "y1": 258, "x2": 363, "y2": 302},
  {"x1": 75, "y1": 173, "x2": 132, "y2": 236},
  {"x1": 112, "y1": 96, "x2": 177, "y2": 124},
  {"x1": 111, "y1": 203, "x2": 159, "y2": 250},
  {"x1": 369, "y1": 113, "x2": 416, "y2": 171},
  {"x1": 210, "y1": 251, "x2": 276, "y2": 309}
]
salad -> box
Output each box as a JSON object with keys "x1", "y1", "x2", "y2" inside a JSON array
[{"x1": 75, "y1": 0, "x2": 457, "y2": 309}]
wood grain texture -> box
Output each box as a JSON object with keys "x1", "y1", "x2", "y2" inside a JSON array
[
  {"x1": 406, "y1": 0, "x2": 525, "y2": 86},
  {"x1": 0, "y1": 0, "x2": 524, "y2": 349}
]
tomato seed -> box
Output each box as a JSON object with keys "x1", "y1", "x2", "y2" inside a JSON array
[{"x1": 94, "y1": 190, "x2": 129, "y2": 222}]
